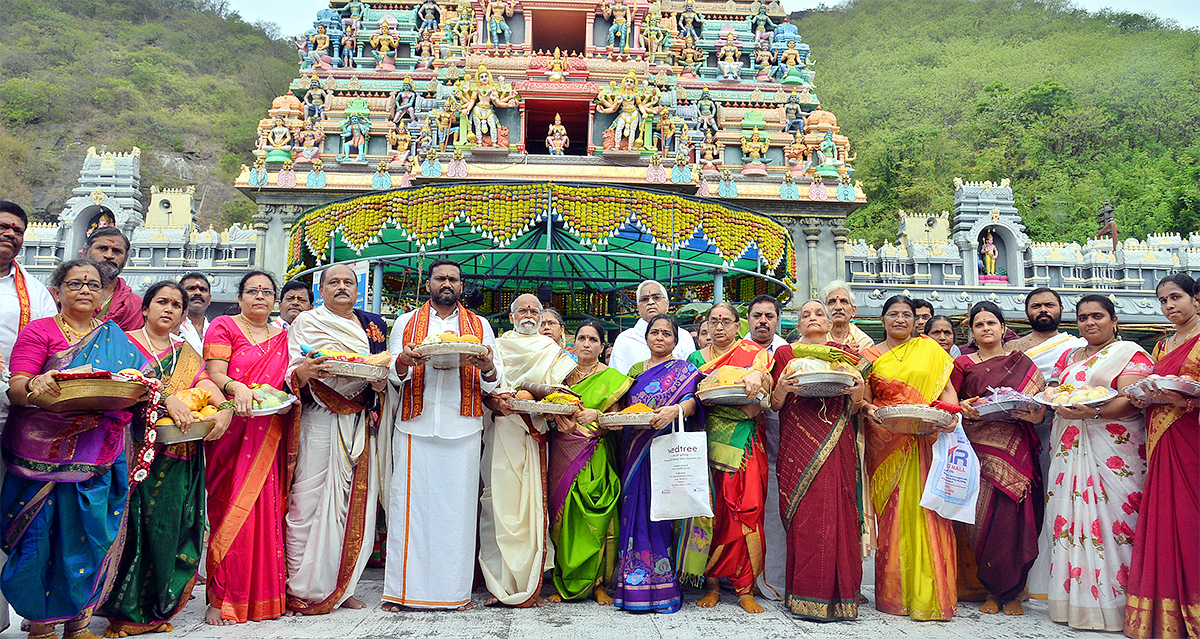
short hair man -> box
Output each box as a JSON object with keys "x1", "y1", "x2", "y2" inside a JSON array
[
  {"x1": 275, "y1": 280, "x2": 314, "y2": 329},
  {"x1": 912, "y1": 299, "x2": 934, "y2": 336},
  {"x1": 609, "y1": 280, "x2": 696, "y2": 375},
  {"x1": 178, "y1": 272, "x2": 211, "y2": 353},
  {"x1": 384, "y1": 258, "x2": 501, "y2": 611},
  {"x1": 1008, "y1": 287, "x2": 1086, "y2": 381},
  {"x1": 820, "y1": 281, "x2": 873, "y2": 351},
  {"x1": 86, "y1": 226, "x2": 143, "y2": 330}
]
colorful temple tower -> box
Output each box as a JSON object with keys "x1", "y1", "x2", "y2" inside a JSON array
[{"x1": 239, "y1": 0, "x2": 864, "y2": 319}]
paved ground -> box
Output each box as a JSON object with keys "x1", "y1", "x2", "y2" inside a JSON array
[{"x1": 2, "y1": 568, "x2": 1111, "y2": 639}]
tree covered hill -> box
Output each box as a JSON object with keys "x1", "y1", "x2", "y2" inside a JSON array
[
  {"x1": 796, "y1": 0, "x2": 1200, "y2": 245},
  {"x1": 0, "y1": 0, "x2": 1195, "y2": 242},
  {"x1": 0, "y1": 0, "x2": 294, "y2": 226}
]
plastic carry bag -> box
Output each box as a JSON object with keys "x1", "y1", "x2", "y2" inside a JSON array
[
  {"x1": 650, "y1": 410, "x2": 714, "y2": 521},
  {"x1": 919, "y1": 415, "x2": 981, "y2": 524}
]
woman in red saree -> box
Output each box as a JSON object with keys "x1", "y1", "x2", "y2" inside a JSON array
[
  {"x1": 202, "y1": 271, "x2": 297, "y2": 625},
  {"x1": 1125, "y1": 274, "x2": 1200, "y2": 639},
  {"x1": 860, "y1": 294, "x2": 959, "y2": 621},
  {"x1": 682, "y1": 302, "x2": 772, "y2": 614},
  {"x1": 953, "y1": 301, "x2": 1047, "y2": 616},
  {"x1": 769, "y1": 300, "x2": 870, "y2": 621}
]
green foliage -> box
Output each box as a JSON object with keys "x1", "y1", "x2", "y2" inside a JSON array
[
  {"x1": 0, "y1": 79, "x2": 63, "y2": 125},
  {"x1": 219, "y1": 198, "x2": 256, "y2": 227},
  {"x1": 797, "y1": 0, "x2": 1200, "y2": 244}
]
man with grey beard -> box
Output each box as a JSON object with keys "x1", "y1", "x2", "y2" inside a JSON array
[
  {"x1": 479, "y1": 293, "x2": 576, "y2": 607},
  {"x1": 822, "y1": 281, "x2": 873, "y2": 352},
  {"x1": 85, "y1": 226, "x2": 143, "y2": 330}
]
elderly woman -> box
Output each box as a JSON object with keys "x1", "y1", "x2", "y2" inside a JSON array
[
  {"x1": 202, "y1": 271, "x2": 296, "y2": 625},
  {"x1": 860, "y1": 294, "x2": 960, "y2": 621},
  {"x1": 613, "y1": 314, "x2": 699, "y2": 613},
  {"x1": 1125, "y1": 273, "x2": 1200, "y2": 638},
  {"x1": 1, "y1": 259, "x2": 148, "y2": 639},
  {"x1": 683, "y1": 302, "x2": 772, "y2": 614},
  {"x1": 100, "y1": 281, "x2": 234, "y2": 637},
  {"x1": 924, "y1": 315, "x2": 961, "y2": 357},
  {"x1": 769, "y1": 300, "x2": 870, "y2": 620},
  {"x1": 1030, "y1": 294, "x2": 1151, "y2": 631}
]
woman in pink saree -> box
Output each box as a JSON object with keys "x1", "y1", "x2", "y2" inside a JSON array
[{"x1": 202, "y1": 271, "x2": 298, "y2": 625}]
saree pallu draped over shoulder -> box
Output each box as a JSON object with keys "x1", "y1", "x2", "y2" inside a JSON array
[
  {"x1": 0, "y1": 320, "x2": 145, "y2": 624},
  {"x1": 613, "y1": 358, "x2": 699, "y2": 613},
  {"x1": 1124, "y1": 333, "x2": 1199, "y2": 639},
  {"x1": 100, "y1": 340, "x2": 210, "y2": 635},
  {"x1": 863, "y1": 336, "x2": 957, "y2": 621},
  {"x1": 548, "y1": 367, "x2": 631, "y2": 601},
  {"x1": 202, "y1": 315, "x2": 297, "y2": 623}
]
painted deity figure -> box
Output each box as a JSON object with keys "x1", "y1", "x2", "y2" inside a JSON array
[
  {"x1": 484, "y1": 0, "x2": 514, "y2": 47},
  {"x1": 341, "y1": 25, "x2": 358, "y2": 67},
  {"x1": 546, "y1": 48, "x2": 568, "y2": 81},
  {"x1": 640, "y1": 7, "x2": 671, "y2": 64},
  {"x1": 717, "y1": 31, "x2": 744, "y2": 81},
  {"x1": 753, "y1": 40, "x2": 775, "y2": 81},
  {"x1": 389, "y1": 77, "x2": 418, "y2": 124},
  {"x1": 676, "y1": 35, "x2": 704, "y2": 78},
  {"x1": 595, "y1": 69, "x2": 657, "y2": 151},
  {"x1": 677, "y1": 0, "x2": 702, "y2": 42},
  {"x1": 435, "y1": 98, "x2": 461, "y2": 150},
  {"x1": 981, "y1": 230, "x2": 998, "y2": 275},
  {"x1": 782, "y1": 91, "x2": 804, "y2": 133},
  {"x1": 387, "y1": 122, "x2": 413, "y2": 163},
  {"x1": 775, "y1": 39, "x2": 804, "y2": 80},
  {"x1": 602, "y1": 0, "x2": 633, "y2": 53},
  {"x1": 303, "y1": 77, "x2": 328, "y2": 121},
  {"x1": 809, "y1": 129, "x2": 839, "y2": 177},
  {"x1": 309, "y1": 25, "x2": 332, "y2": 69},
  {"x1": 415, "y1": 30, "x2": 437, "y2": 68},
  {"x1": 461, "y1": 64, "x2": 519, "y2": 147},
  {"x1": 695, "y1": 86, "x2": 719, "y2": 135},
  {"x1": 371, "y1": 21, "x2": 400, "y2": 70},
  {"x1": 453, "y1": 10, "x2": 476, "y2": 48},
  {"x1": 294, "y1": 117, "x2": 326, "y2": 163},
  {"x1": 265, "y1": 115, "x2": 294, "y2": 163},
  {"x1": 783, "y1": 129, "x2": 807, "y2": 173},
  {"x1": 654, "y1": 106, "x2": 676, "y2": 153},
  {"x1": 748, "y1": 4, "x2": 777, "y2": 41},
  {"x1": 739, "y1": 127, "x2": 770, "y2": 171},
  {"x1": 338, "y1": 113, "x2": 371, "y2": 162},
  {"x1": 546, "y1": 113, "x2": 569, "y2": 155},
  {"x1": 416, "y1": 121, "x2": 435, "y2": 154},
  {"x1": 341, "y1": 0, "x2": 370, "y2": 29},
  {"x1": 416, "y1": 0, "x2": 441, "y2": 34}
]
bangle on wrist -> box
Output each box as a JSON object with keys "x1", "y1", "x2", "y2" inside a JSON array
[
  {"x1": 217, "y1": 400, "x2": 235, "y2": 412},
  {"x1": 222, "y1": 379, "x2": 236, "y2": 395}
]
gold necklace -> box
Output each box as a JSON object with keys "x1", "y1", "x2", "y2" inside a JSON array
[
  {"x1": 571, "y1": 361, "x2": 600, "y2": 383},
  {"x1": 141, "y1": 327, "x2": 177, "y2": 383},
  {"x1": 56, "y1": 314, "x2": 99, "y2": 345},
  {"x1": 239, "y1": 314, "x2": 271, "y2": 354},
  {"x1": 1172, "y1": 319, "x2": 1200, "y2": 350}
]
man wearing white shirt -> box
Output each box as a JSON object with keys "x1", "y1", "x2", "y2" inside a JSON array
[
  {"x1": 609, "y1": 280, "x2": 696, "y2": 375},
  {"x1": 0, "y1": 201, "x2": 56, "y2": 633},
  {"x1": 382, "y1": 259, "x2": 501, "y2": 611},
  {"x1": 822, "y1": 281, "x2": 874, "y2": 351},
  {"x1": 743, "y1": 294, "x2": 788, "y2": 602},
  {"x1": 273, "y1": 280, "x2": 313, "y2": 330},
  {"x1": 177, "y1": 272, "x2": 211, "y2": 353}
]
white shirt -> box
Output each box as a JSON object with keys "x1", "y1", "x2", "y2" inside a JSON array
[
  {"x1": 178, "y1": 315, "x2": 211, "y2": 355},
  {"x1": 0, "y1": 263, "x2": 57, "y2": 418},
  {"x1": 388, "y1": 306, "x2": 501, "y2": 439},
  {"x1": 609, "y1": 318, "x2": 697, "y2": 376},
  {"x1": 1026, "y1": 331, "x2": 1087, "y2": 383}
]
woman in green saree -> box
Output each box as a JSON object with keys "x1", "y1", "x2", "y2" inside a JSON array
[
  {"x1": 100, "y1": 282, "x2": 233, "y2": 637},
  {"x1": 547, "y1": 320, "x2": 632, "y2": 604}
]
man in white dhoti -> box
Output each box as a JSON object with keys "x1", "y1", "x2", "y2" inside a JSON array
[
  {"x1": 0, "y1": 201, "x2": 56, "y2": 633},
  {"x1": 382, "y1": 259, "x2": 501, "y2": 611},
  {"x1": 479, "y1": 293, "x2": 576, "y2": 607},
  {"x1": 284, "y1": 264, "x2": 388, "y2": 614},
  {"x1": 609, "y1": 280, "x2": 696, "y2": 375},
  {"x1": 822, "y1": 281, "x2": 874, "y2": 351}
]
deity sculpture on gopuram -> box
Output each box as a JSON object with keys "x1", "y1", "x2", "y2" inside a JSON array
[
  {"x1": 389, "y1": 76, "x2": 418, "y2": 125},
  {"x1": 337, "y1": 97, "x2": 372, "y2": 162},
  {"x1": 677, "y1": 0, "x2": 703, "y2": 42},
  {"x1": 546, "y1": 114, "x2": 569, "y2": 155},
  {"x1": 294, "y1": 117, "x2": 326, "y2": 164},
  {"x1": 717, "y1": 31, "x2": 744, "y2": 81},
  {"x1": 371, "y1": 21, "x2": 400, "y2": 71},
  {"x1": 740, "y1": 127, "x2": 771, "y2": 175},
  {"x1": 595, "y1": 69, "x2": 658, "y2": 151},
  {"x1": 459, "y1": 64, "x2": 520, "y2": 148},
  {"x1": 484, "y1": 0, "x2": 515, "y2": 48},
  {"x1": 600, "y1": 0, "x2": 634, "y2": 54}
]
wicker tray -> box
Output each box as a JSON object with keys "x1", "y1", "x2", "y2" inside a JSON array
[
  {"x1": 1036, "y1": 387, "x2": 1117, "y2": 408},
  {"x1": 251, "y1": 395, "x2": 297, "y2": 417},
  {"x1": 787, "y1": 371, "x2": 858, "y2": 398},
  {"x1": 156, "y1": 419, "x2": 215, "y2": 444},
  {"x1": 875, "y1": 404, "x2": 954, "y2": 435},
  {"x1": 598, "y1": 411, "x2": 656, "y2": 428},
  {"x1": 326, "y1": 359, "x2": 389, "y2": 381},
  {"x1": 413, "y1": 342, "x2": 489, "y2": 369},
  {"x1": 974, "y1": 397, "x2": 1041, "y2": 421},
  {"x1": 697, "y1": 385, "x2": 769, "y2": 406},
  {"x1": 509, "y1": 399, "x2": 578, "y2": 415},
  {"x1": 31, "y1": 378, "x2": 149, "y2": 413}
]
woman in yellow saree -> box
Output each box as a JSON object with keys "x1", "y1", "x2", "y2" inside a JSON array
[{"x1": 861, "y1": 295, "x2": 959, "y2": 621}]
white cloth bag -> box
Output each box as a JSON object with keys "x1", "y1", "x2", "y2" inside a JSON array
[
  {"x1": 650, "y1": 411, "x2": 714, "y2": 522},
  {"x1": 919, "y1": 415, "x2": 981, "y2": 524}
]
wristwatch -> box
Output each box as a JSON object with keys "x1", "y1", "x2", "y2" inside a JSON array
[{"x1": 1093, "y1": 405, "x2": 1103, "y2": 419}]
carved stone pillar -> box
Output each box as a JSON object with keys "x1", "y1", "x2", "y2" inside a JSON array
[
  {"x1": 832, "y1": 225, "x2": 849, "y2": 282},
  {"x1": 803, "y1": 221, "x2": 822, "y2": 300}
]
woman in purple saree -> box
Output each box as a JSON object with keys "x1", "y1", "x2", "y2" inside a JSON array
[{"x1": 612, "y1": 314, "x2": 700, "y2": 614}]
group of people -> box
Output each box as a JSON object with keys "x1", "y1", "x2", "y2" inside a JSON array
[{"x1": 0, "y1": 198, "x2": 1193, "y2": 639}]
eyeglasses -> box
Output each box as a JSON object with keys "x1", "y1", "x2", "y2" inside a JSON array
[
  {"x1": 638, "y1": 293, "x2": 666, "y2": 304},
  {"x1": 885, "y1": 311, "x2": 914, "y2": 320},
  {"x1": 540, "y1": 320, "x2": 560, "y2": 327},
  {"x1": 709, "y1": 318, "x2": 738, "y2": 328},
  {"x1": 243, "y1": 288, "x2": 276, "y2": 298},
  {"x1": 63, "y1": 280, "x2": 102, "y2": 291}
]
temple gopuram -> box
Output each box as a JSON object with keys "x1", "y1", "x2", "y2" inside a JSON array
[{"x1": 239, "y1": 0, "x2": 864, "y2": 321}]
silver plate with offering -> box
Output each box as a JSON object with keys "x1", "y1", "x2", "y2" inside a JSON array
[
  {"x1": 413, "y1": 342, "x2": 489, "y2": 369},
  {"x1": 509, "y1": 399, "x2": 579, "y2": 415},
  {"x1": 326, "y1": 360, "x2": 389, "y2": 381},
  {"x1": 598, "y1": 411, "x2": 657, "y2": 428},
  {"x1": 787, "y1": 371, "x2": 858, "y2": 398},
  {"x1": 155, "y1": 419, "x2": 215, "y2": 444},
  {"x1": 697, "y1": 385, "x2": 769, "y2": 406},
  {"x1": 875, "y1": 404, "x2": 954, "y2": 436}
]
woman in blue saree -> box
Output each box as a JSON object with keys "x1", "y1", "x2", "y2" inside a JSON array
[
  {"x1": 1, "y1": 259, "x2": 148, "y2": 639},
  {"x1": 612, "y1": 314, "x2": 700, "y2": 614}
]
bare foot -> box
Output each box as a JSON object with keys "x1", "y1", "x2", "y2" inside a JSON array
[
  {"x1": 1003, "y1": 599, "x2": 1025, "y2": 616},
  {"x1": 381, "y1": 602, "x2": 404, "y2": 613},
  {"x1": 858, "y1": 593, "x2": 870, "y2": 604},
  {"x1": 979, "y1": 596, "x2": 1001, "y2": 614},
  {"x1": 594, "y1": 586, "x2": 614, "y2": 606},
  {"x1": 340, "y1": 596, "x2": 366, "y2": 610},
  {"x1": 103, "y1": 626, "x2": 129, "y2": 638},
  {"x1": 155, "y1": 623, "x2": 173, "y2": 634},
  {"x1": 697, "y1": 590, "x2": 720, "y2": 608},
  {"x1": 194, "y1": 574, "x2": 206, "y2": 585},
  {"x1": 456, "y1": 601, "x2": 475, "y2": 611},
  {"x1": 530, "y1": 596, "x2": 548, "y2": 608},
  {"x1": 483, "y1": 596, "x2": 500, "y2": 607},
  {"x1": 739, "y1": 595, "x2": 766, "y2": 613},
  {"x1": 281, "y1": 610, "x2": 296, "y2": 617},
  {"x1": 205, "y1": 606, "x2": 236, "y2": 626},
  {"x1": 547, "y1": 594, "x2": 563, "y2": 603}
]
